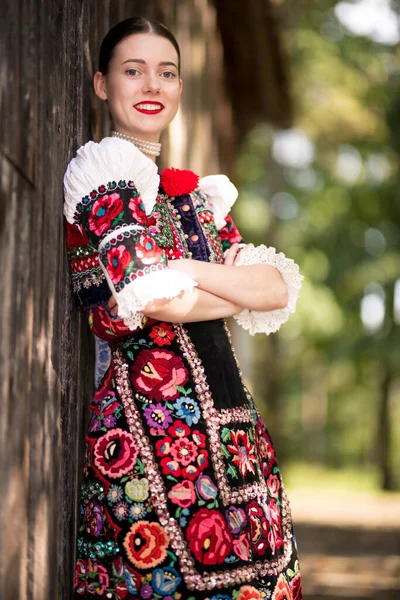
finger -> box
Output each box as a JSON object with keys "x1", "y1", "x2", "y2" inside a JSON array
[
  {"x1": 233, "y1": 243, "x2": 254, "y2": 266},
  {"x1": 224, "y1": 243, "x2": 240, "y2": 265}
]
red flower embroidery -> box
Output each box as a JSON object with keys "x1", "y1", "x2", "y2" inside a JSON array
[
  {"x1": 160, "y1": 167, "x2": 199, "y2": 197},
  {"x1": 128, "y1": 195, "x2": 146, "y2": 223},
  {"x1": 272, "y1": 574, "x2": 293, "y2": 600},
  {"x1": 291, "y1": 573, "x2": 303, "y2": 600},
  {"x1": 255, "y1": 421, "x2": 276, "y2": 478},
  {"x1": 156, "y1": 422, "x2": 208, "y2": 480},
  {"x1": 237, "y1": 586, "x2": 262, "y2": 600},
  {"x1": 106, "y1": 245, "x2": 132, "y2": 284},
  {"x1": 88, "y1": 193, "x2": 123, "y2": 236},
  {"x1": 226, "y1": 429, "x2": 257, "y2": 477},
  {"x1": 93, "y1": 428, "x2": 138, "y2": 479},
  {"x1": 66, "y1": 221, "x2": 88, "y2": 249},
  {"x1": 135, "y1": 234, "x2": 163, "y2": 265},
  {"x1": 131, "y1": 349, "x2": 188, "y2": 401},
  {"x1": 123, "y1": 521, "x2": 169, "y2": 569},
  {"x1": 149, "y1": 323, "x2": 176, "y2": 346},
  {"x1": 218, "y1": 214, "x2": 243, "y2": 243},
  {"x1": 86, "y1": 559, "x2": 110, "y2": 595},
  {"x1": 186, "y1": 508, "x2": 232, "y2": 565}
]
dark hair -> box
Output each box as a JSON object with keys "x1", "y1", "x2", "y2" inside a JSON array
[{"x1": 99, "y1": 17, "x2": 181, "y2": 75}]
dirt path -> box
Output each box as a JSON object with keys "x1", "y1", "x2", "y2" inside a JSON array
[{"x1": 287, "y1": 488, "x2": 400, "y2": 599}]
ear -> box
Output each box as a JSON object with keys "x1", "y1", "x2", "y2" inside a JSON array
[
  {"x1": 179, "y1": 78, "x2": 183, "y2": 94},
  {"x1": 93, "y1": 71, "x2": 108, "y2": 101}
]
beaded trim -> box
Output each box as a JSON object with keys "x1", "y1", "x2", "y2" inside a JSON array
[{"x1": 113, "y1": 325, "x2": 294, "y2": 591}]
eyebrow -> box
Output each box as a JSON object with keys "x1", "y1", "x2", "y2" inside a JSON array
[{"x1": 121, "y1": 58, "x2": 178, "y2": 69}]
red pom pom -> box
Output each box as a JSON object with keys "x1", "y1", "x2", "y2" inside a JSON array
[{"x1": 160, "y1": 167, "x2": 199, "y2": 197}]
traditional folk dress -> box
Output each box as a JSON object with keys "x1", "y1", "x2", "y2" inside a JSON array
[{"x1": 63, "y1": 136, "x2": 304, "y2": 600}]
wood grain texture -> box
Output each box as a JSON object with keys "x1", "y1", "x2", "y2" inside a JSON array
[{"x1": 0, "y1": 1, "x2": 291, "y2": 597}]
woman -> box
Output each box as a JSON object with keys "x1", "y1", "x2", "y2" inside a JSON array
[{"x1": 63, "y1": 16, "x2": 304, "y2": 600}]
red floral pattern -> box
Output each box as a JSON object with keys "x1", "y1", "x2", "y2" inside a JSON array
[
  {"x1": 156, "y1": 420, "x2": 209, "y2": 480},
  {"x1": 272, "y1": 573, "x2": 293, "y2": 600},
  {"x1": 149, "y1": 323, "x2": 176, "y2": 346},
  {"x1": 135, "y1": 233, "x2": 164, "y2": 265},
  {"x1": 131, "y1": 349, "x2": 188, "y2": 401},
  {"x1": 186, "y1": 508, "x2": 232, "y2": 565},
  {"x1": 88, "y1": 193, "x2": 123, "y2": 236},
  {"x1": 106, "y1": 245, "x2": 132, "y2": 284},
  {"x1": 227, "y1": 429, "x2": 258, "y2": 477},
  {"x1": 92, "y1": 428, "x2": 138, "y2": 479},
  {"x1": 123, "y1": 521, "x2": 169, "y2": 569}
]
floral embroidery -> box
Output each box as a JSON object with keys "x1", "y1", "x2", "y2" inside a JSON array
[
  {"x1": 271, "y1": 573, "x2": 292, "y2": 600},
  {"x1": 186, "y1": 508, "x2": 232, "y2": 565},
  {"x1": 131, "y1": 349, "x2": 188, "y2": 401},
  {"x1": 129, "y1": 195, "x2": 146, "y2": 222},
  {"x1": 174, "y1": 396, "x2": 201, "y2": 426},
  {"x1": 156, "y1": 420, "x2": 209, "y2": 480},
  {"x1": 135, "y1": 233, "x2": 164, "y2": 265},
  {"x1": 168, "y1": 480, "x2": 196, "y2": 507},
  {"x1": 226, "y1": 429, "x2": 258, "y2": 478},
  {"x1": 123, "y1": 520, "x2": 169, "y2": 569},
  {"x1": 237, "y1": 585, "x2": 262, "y2": 600},
  {"x1": 149, "y1": 323, "x2": 176, "y2": 346},
  {"x1": 106, "y1": 245, "x2": 132, "y2": 284},
  {"x1": 93, "y1": 428, "x2": 138, "y2": 479},
  {"x1": 88, "y1": 192, "x2": 124, "y2": 236},
  {"x1": 144, "y1": 402, "x2": 174, "y2": 430},
  {"x1": 124, "y1": 477, "x2": 149, "y2": 502}
]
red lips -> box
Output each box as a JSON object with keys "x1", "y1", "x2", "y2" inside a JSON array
[{"x1": 134, "y1": 101, "x2": 164, "y2": 115}]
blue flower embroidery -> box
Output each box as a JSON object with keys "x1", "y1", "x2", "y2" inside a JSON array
[{"x1": 174, "y1": 397, "x2": 200, "y2": 426}]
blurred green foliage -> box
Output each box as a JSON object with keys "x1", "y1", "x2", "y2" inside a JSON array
[{"x1": 233, "y1": 0, "x2": 400, "y2": 490}]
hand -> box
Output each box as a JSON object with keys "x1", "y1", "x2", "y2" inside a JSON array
[
  {"x1": 107, "y1": 295, "x2": 119, "y2": 317},
  {"x1": 224, "y1": 243, "x2": 254, "y2": 266}
]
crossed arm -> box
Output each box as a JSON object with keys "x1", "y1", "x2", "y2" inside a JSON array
[{"x1": 107, "y1": 243, "x2": 288, "y2": 324}]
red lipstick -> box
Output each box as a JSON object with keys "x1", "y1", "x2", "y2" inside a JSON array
[{"x1": 134, "y1": 101, "x2": 164, "y2": 115}]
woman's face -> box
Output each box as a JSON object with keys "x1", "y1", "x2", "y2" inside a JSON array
[{"x1": 94, "y1": 33, "x2": 182, "y2": 142}]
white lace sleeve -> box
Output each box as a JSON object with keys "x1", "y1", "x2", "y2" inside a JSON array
[
  {"x1": 198, "y1": 174, "x2": 238, "y2": 230},
  {"x1": 233, "y1": 245, "x2": 304, "y2": 335}
]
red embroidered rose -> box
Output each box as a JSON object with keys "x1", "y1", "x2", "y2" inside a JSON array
[
  {"x1": 106, "y1": 245, "x2": 132, "y2": 284},
  {"x1": 149, "y1": 323, "x2": 176, "y2": 346},
  {"x1": 88, "y1": 193, "x2": 123, "y2": 236},
  {"x1": 135, "y1": 234, "x2": 164, "y2": 265},
  {"x1": 218, "y1": 215, "x2": 243, "y2": 243},
  {"x1": 123, "y1": 521, "x2": 169, "y2": 569},
  {"x1": 168, "y1": 480, "x2": 196, "y2": 508},
  {"x1": 291, "y1": 573, "x2": 303, "y2": 600},
  {"x1": 186, "y1": 508, "x2": 232, "y2": 565},
  {"x1": 255, "y1": 421, "x2": 276, "y2": 478},
  {"x1": 93, "y1": 428, "x2": 138, "y2": 479},
  {"x1": 226, "y1": 429, "x2": 257, "y2": 477},
  {"x1": 131, "y1": 349, "x2": 188, "y2": 401},
  {"x1": 237, "y1": 586, "x2": 262, "y2": 600},
  {"x1": 267, "y1": 473, "x2": 280, "y2": 498},
  {"x1": 271, "y1": 573, "x2": 293, "y2": 600},
  {"x1": 129, "y1": 195, "x2": 146, "y2": 223},
  {"x1": 160, "y1": 167, "x2": 199, "y2": 197}
]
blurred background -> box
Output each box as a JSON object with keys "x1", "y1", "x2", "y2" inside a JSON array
[{"x1": 1, "y1": 0, "x2": 399, "y2": 598}]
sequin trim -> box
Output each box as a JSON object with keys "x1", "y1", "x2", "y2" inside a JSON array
[{"x1": 113, "y1": 324, "x2": 294, "y2": 590}]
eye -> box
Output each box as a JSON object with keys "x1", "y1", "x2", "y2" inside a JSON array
[
  {"x1": 126, "y1": 69, "x2": 140, "y2": 76},
  {"x1": 161, "y1": 71, "x2": 177, "y2": 79}
]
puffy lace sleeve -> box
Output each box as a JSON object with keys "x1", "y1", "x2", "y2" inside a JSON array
[
  {"x1": 233, "y1": 245, "x2": 304, "y2": 335},
  {"x1": 63, "y1": 137, "x2": 198, "y2": 330},
  {"x1": 198, "y1": 174, "x2": 239, "y2": 231}
]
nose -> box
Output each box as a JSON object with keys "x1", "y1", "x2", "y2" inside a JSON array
[{"x1": 142, "y1": 71, "x2": 161, "y2": 94}]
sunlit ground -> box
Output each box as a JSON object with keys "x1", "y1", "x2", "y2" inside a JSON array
[{"x1": 283, "y1": 464, "x2": 400, "y2": 598}]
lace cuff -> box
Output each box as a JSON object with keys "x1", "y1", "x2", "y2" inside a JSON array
[
  {"x1": 104, "y1": 267, "x2": 198, "y2": 331},
  {"x1": 233, "y1": 245, "x2": 304, "y2": 335}
]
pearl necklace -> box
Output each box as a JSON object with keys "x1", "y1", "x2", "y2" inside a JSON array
[{"x1": 111, "y1": 130, "x2": 161, "y2": 156}]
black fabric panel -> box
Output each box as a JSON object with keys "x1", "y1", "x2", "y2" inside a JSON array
[{"x1": 184, "y1": 319, "x2": 248, "y2": 410}]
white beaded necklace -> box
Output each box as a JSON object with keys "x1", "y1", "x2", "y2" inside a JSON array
[{"x1": 111, "y1": 130, "x2": 161, "y2": 157}]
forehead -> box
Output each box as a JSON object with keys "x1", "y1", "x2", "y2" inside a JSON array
[{"x1": 112, "y1": 33, "x2": 178, "y2": 65}]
